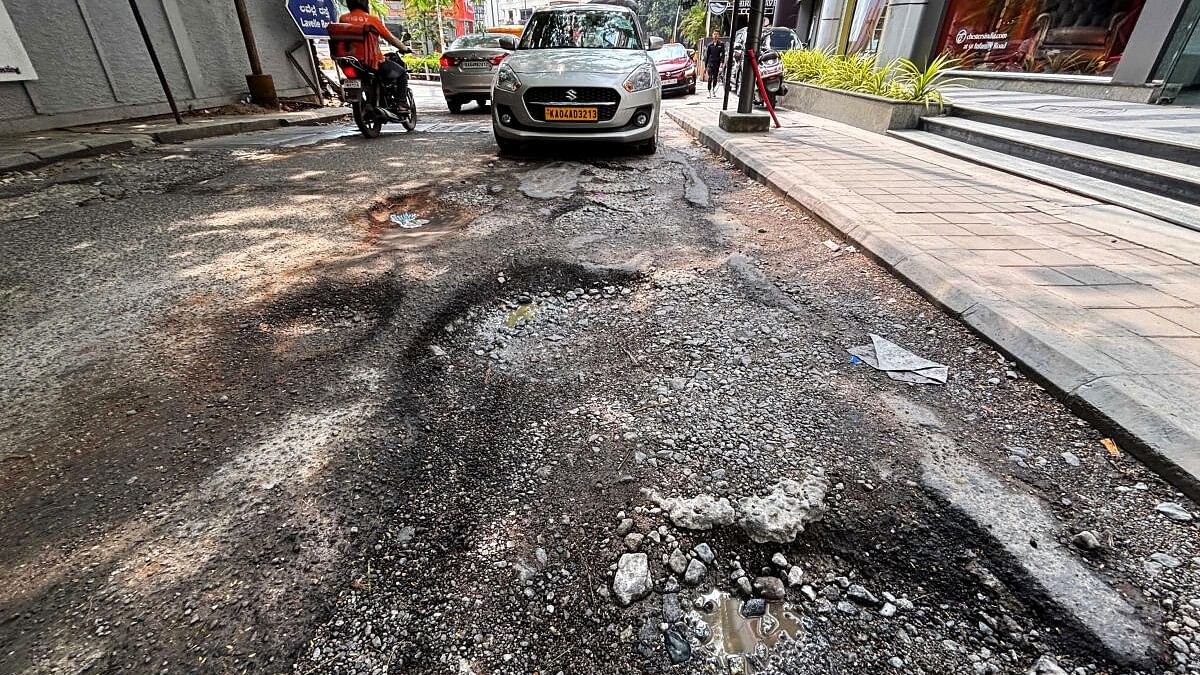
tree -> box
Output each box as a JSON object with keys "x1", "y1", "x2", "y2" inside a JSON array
[{"x1": 678, "y1": 3, "x2": 705, "y2": 45}]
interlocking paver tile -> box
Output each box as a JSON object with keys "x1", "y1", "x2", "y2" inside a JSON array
[
  {"x1": 1099, "y1": 309, "x2": 1197, "y2": 337},
  {"x1": 1052, "y1": 266, "x2": 1136, "y2": 286}
]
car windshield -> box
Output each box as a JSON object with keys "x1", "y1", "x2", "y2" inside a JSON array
[
  {"x1": 520, "y1": 9, "x2": 643, "y2": 50},
  {"x1": 652, "y1": 44, "x2": 688, "y2": 61},
  {"x1": 450, "y1": 34, "x2": 505, "y2": 49}
]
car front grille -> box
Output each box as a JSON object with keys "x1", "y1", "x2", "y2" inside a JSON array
[{"x1": 524, "y1": 87, "x2": 621, "y2": 121}]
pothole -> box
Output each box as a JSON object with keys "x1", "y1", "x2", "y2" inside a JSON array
[
  {"x1": 698, "y1": 590, "x2": 804, "y2": 670},
  {"x1": 363, "y1": 190, "x2": 477, "y2": 250}
]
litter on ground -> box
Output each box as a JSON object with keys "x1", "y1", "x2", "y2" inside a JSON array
[{"x1": 847, "y1": 334, "x2": 948, "y2": 385}]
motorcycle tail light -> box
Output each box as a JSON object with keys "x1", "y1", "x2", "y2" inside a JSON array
[
  {"x1": 489, "y1": 53, "x2": 507, "y2": 65},
  {"x1": 341, "y1": 65, "x2": 357, "y2": 78}
]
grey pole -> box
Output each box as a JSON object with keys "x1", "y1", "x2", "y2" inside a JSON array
[{"x1": 737, "y1": 0, "x2": 764, "y2": 113}]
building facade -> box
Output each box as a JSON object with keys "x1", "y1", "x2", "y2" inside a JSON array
[
  {"x1": 770, "y1": 0, "x2": 1200, "y2": 103},
  {"x1": 0, "y1": 0, "x2": 321, "y2": 134}
]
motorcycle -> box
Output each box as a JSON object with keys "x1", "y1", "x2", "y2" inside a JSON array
[
  {"x1": 754, "y1": 49, "x2": 787, "y2": 109},
  {"x1": 730, "y1": 28, "x2": 787, "y2": 109},
  {"x1": 337, "y1": 51, "x2": 417, "y2": 138}
]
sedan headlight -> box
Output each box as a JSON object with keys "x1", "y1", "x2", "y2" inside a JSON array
[
  {"x1": 495, "y1": 63, "x2": 521, "y2": 92},
  {"x1": 623, "y1": 63, "x2": 657, "y2": 93}
]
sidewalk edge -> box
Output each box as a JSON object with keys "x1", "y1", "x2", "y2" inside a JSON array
[{"x1": 668, "y1": 108, "x2": 1200, "y2": 502}]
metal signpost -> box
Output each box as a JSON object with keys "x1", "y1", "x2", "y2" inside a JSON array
[
  {"x1": 128, "y1": 0, "x2": 183, "y2": 124},
  {"x1": 284, "y1": 0, "x2": 339, "y2": 103}
]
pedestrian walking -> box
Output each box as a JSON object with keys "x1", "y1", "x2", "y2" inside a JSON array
[{"x1": 703, "y1": 30, "x2": 725, "y2": 98}]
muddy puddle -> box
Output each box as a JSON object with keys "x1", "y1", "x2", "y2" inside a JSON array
[
  {"x1": 364, "y1": 190, "x2": 477, "y2": 250},
  {"x1": 698, "y1": 590, "x2": 803, "y2": 673}
]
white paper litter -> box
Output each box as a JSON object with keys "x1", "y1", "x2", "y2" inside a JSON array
[
  {"x1": 822, "y1": 239, "x2": 840, "y2": 252},
  {"x1": 848, "y1": 334, "x2": 948, "y2": 385}
]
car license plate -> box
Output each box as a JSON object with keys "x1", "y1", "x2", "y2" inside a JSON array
[
  {"x1": 662, "y1": 77, "x2": 678, "y2": 85},
  {"x1": 545, "y1": 106, "x2": 598, "y2": 122},
  {"x1": 343, "y1": 79, "x2": 361, "y2": 92},
  {"x1": 462, "y1": 60, "x2": 491, "y2": 70}
]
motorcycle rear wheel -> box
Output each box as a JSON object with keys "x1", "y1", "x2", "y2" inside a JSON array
[
  {"x1": 352, "y1": 103, "x2": 383, "y2": 138},
  {"x1": 401, "y1": 90, "x2": 417, "y2": 132}
]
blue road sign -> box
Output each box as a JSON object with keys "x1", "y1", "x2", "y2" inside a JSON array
[{"x1": 285, "y1": 0, "x2": 338, "y2": 39}]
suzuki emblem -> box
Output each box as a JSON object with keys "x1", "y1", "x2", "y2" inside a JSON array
[{"x1": 565, "y1": 89, "x2": 578, "y2": 101}]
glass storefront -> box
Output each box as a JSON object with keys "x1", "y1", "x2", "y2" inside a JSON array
[
  {"x1": 934, "y1": 0, "x2": 1146, "y2": 76},
  {"x1": 1155, "y1": 0, "x2": 1200, "y2": 103}
]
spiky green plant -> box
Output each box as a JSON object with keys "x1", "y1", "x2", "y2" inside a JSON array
[{"x1": 895, "y1": 54, "x2": 968, "y2": 107}]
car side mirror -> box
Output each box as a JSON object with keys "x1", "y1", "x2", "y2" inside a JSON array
[
  {"x1": 498, "y1": 35, "x2": 517, "y2": 50},
  {"x1": 648, "y1": 36, "x2": 664, "y2": 50}
]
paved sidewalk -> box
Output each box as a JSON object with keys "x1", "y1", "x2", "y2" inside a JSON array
[
  {"x1": 667, "y1": 99, "x2": 1200, "y2": 499},
  {"x1": 0, "y1": 108, "x2": 348, "y2": 172}
]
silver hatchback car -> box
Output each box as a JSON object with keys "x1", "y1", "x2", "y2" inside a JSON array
[{"x1": 491, "y1": 4, "x2": 663, "y2": 154}]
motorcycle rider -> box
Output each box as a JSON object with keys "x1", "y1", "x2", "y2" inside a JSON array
[
  {"x1": 703, "y1": 30, "x2": 725, "y2": 98},
  {"x1": 338, "y1": 0, "x2": 412, "y2": 110}
]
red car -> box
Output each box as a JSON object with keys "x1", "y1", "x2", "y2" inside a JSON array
[{"x1": 651, "y1": 43, "x2": 696, "y2": 96}]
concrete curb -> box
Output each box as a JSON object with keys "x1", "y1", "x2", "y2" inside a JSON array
[
  {"x1": 0, "y1": 109, "x2": 350, "y2": 171},
  {"x1": 668, "y1": 108, "x2": 1200, "y2": 502}
]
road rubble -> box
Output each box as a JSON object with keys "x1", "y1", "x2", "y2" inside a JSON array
[{"x1": 1, "y1": 104, "x2": 1198, "y2": 675}]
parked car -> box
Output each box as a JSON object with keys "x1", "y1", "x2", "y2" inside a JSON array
[
  {"x1": 491, "y1": 3, "x2": 663, "y2": 154},
  {"x1": 440, "y1": 33, "x2": 513, "y2": 113},
  {"x1": 650, "y1": 42, "x2": 696, "y2": 96}
]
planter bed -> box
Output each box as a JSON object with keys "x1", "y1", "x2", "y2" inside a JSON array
[{"x1": 779, "y1": 81, "x2": 940, "y2": 133}]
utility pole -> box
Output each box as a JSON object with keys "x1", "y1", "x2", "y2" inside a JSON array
[
  {"x1": 737, "y1": 0, "x2": 764, "y2": 114},
  {"x1": 232, "y1": 0, "x2": 278, "y2": 108},
  {"x1": 673, "y1": 0, "x2": 681, "y2": 42}
]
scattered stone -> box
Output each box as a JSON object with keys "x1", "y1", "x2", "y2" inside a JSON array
[
  {"x1": 741, "y1": 599, "x2": 767, "y2": 617},
  {"x1": 1026, "y1": 655, "x2": 1068, "y2": 675},
  {"x1": 1070, "y1": 531, "x2": 1101, "y2": 551},
  {"x1": 847, "y1": 584, "x2": 879, "y2": 606},
  {"x1": 1150, "y1": 552, "x2": 1184, "y2": 569},
  {"x1": 664, "y1": 629, "x2": 691, "y2": 664},
  {"x1": 615, "y1": 518, "x2": 635, "y2": 536},
  {"x1": 754, "y1": 576, "x2": 786, "y2": 600},
  {"x1": 624, "y1": 533, "x2": 644, "y2": 551},
  {"x1": 836, "y1": 600, "x2": 857, "y2": 615},
  {"x1": 889, "y1": 656, "x2": 905, "y2": 669},
  {"x1": 736, "y1": 576, "x2": 753, "y2": 597},
  {"x1": 771, "y1": 552, "x2": 789, "y2": 568},
  {"x1": 693, "y1": 543, "x2": 715, "y2": 564},
  {"x1": 668, "y1": 548, "x2": 688, "y2": 575},
  {"x1": 613, "y1": 553, "x2": 652, "y2": 606},
  {"x1": 683, "y1": 558, "x2": 707, "y2": 586},
  {"x1": 880, "y1": 602, "x2": 897, "y2": 617},
  {"x1": 662, "y1": 594, "x2": 683, "y2": 623},
  {"x1": 1060, "y1": 452, "x2": 1080, "y2": 467},
  {"x1": 1156, "y1": 502, "x2": 1194, "y2": 522},
  {"x1": 786, "y1": 565, "x2": 804, "y2": 587}
]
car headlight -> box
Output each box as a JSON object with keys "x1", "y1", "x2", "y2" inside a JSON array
[
  {"x1": 623, "y1": 63, "x2": 657, "y2": 93},
  {"x1": 685, "y1": 64, "x2": 695, "y2": 75},
  {"x1": 495, "y1": 63, "x2": 521, "y2": 93}
]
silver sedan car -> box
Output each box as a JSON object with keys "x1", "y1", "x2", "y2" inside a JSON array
[
  {"x1": 491, "y1": 4, "x2": 662, "y2": 154},
  {"x1": 440, "y1": 33, "x2": 512, "y2": 113}
]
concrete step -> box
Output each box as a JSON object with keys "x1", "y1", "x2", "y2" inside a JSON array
[
  {"x1": 888, "y1": 129, "x2": 1200, "y2": 232},
  {"x1": 921, "y1": 116, "x2": 1200, "y2": 207},
  {"x1": 949, "y1": 103, "x2": 1200, "y2": 166}
]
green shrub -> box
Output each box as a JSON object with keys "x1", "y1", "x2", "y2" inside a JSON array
[
  {"x1": 781, "y1": 50, "x2": 966, "y2": 106},
  {"x1": 403, "y1": 53, "x2": 441, "y2": 71}
]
